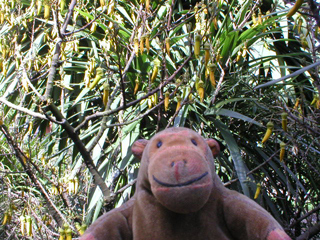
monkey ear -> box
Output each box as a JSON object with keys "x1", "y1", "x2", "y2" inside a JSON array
[
  {"x1": 206, "y1": 139, "x2": 224, "y2": 157},
  {"x1": 131, "y1": 139, "x2": 149, "y2": 159}
]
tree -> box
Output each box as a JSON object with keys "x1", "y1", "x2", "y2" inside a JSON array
[{"x1": 0, "y1": 0, "x2": 319, "y2": 239}]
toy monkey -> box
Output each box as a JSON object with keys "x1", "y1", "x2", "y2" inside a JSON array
[{"x1": 81, "y1": 127, "x2": 291, "y2": 240}]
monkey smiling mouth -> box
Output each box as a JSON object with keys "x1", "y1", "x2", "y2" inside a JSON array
[{"x1": 152, "y1": 172, "x2": 209, "y2": 187}]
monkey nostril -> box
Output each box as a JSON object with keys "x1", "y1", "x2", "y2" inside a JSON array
[
  {"x1": 171, "y1": 162, "x2": 175, "y2": 167},
  {"x1": 183, "y1": 160, "x2": 187, "y2": 164}
]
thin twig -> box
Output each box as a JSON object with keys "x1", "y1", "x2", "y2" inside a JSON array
[
  {"x1": 224, "y1": 149, "x2": 279, "y2": 186},
  {"x1": 211, "y1": 64, "x2": 226, "y2": 105},
  {"x1": 0, "y1": 97, "x2": 46, "y2": 120},
  {"x1": 115, "y1": 179, "x2": 137, "y2": 195}
]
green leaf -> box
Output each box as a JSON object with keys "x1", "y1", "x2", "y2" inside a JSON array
[
  {"x1": 213, "y1": 119, "x2": 250, "y2": 196},
  {"x1": 213, "y1": 108, "x2": 263, "y2": 127}
]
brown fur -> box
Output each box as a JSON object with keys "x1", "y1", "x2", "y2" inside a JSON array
[{"x1": 80, "y1": 127, "x2": 291, "y2": 240}]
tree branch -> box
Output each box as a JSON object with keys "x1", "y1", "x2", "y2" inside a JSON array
[
  {"x1": 289, "y1": 204, "x2": 320, "y2": 228},
  {"x1": 296, "y1": 222, "x2": 320, "y2": 240},
  {"x1": 44, "y1": 103, "x2": 112, "y2": 201},
  {"x1": 0, "y1": 97, "x2": 46, "y2": 120}
]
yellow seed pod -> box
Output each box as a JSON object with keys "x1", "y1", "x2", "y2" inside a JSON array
[
  {"x1": 2, "y1": 61, "x2": 7, "y2": 76},
  {"x1": 189, "y1": 92, "x2": 193, "y2": 102},
  {"x1": 310, "y1": 95, "x2": 319, "y2": 106},
  {"x1": 27, "y1": 122, "x2": 33, "y2": 135},
  {"x1": 79, "y1": 224, "x2": 87, "y2": 235},
  {"x1": 252, "y1": 12, "x2": 257, "y2": 25},
  {"x1": 10, "y1": 203, "x2": 17, "y2": 211},
  {"x1": 140, "y1": 36, "x2": 145, "y2": 54},
  {"x1": 6, "y1": 210, "x2": 12, "y2": 224},
  {"x1": 145, "y1": 34, "x2": 150, "y2": 54},
  {"x1": 287, "y1": 0, "x2": 303, "y2": 18},
  {"x1": 242, "y1": 46, "x2": 248, "y2": 58},
  {"x1": 0, "y1": 11, "x2": 4, "y2": 25},
  {"x1": 164, "y1": 92, "x2": 170, "y2": 111},
  {"x1": 197, "y1": 80, "x2": 204, "y2": 102},
  {"x1": 2, "y1": 211, "x2": 8, "y2": 225},
  {"x1": 213, "y1": 17, "x2": 218, "y2": 30},
  {"x1": 281, "y1": 112, "x2": 288, "y2": 132},
  {"x1": 20, "y1": 215, "x2": 26, "y2": 235},
  {"x1": 297, "y1": 18, "x2": 303, "y2": 34},
  {"x1": 261, "y1": 121, "x2": 274, "y2": 144},
  {"x1": 311, "y1": 96, "x2": 320, "y2": 108},
  {"x1": 204, "y1": 42, "x2": 210, "y2": 66},
  {"x1": 146, "y1": 0, "x2": 150, "y2": 11},
  {"x1": 147, "y1": 96, "x2": 153, "y2": 109},
  {"x1": 103, "y1": 82, "x2": 110, "y2": 107},
  {"x1": 151, "y1": 65, "x2": 158, "y2": 82},
  {"x1": 37, "y1": 0, "x2": 43, "y2": 16},
  {"x1": 176, "y1": 95, "x2": 181, "y2": 112},
  {"x1": 75, "y1": 222, "x2": 81, "y2": 231},
  {"x1": 236, "y1": 50, "x2": 242, "y2": 62},
  {"x1": 90, "y1": 22, "x2": 98, "y2": 33},
  {"x1": 100, "y1": 0, "x2": 105, "y2": 7},
  {"x1": 134, "y1": 78, "x2": 139, "y2": 95},
  {"x1": 59, "y1": 228, "x2": 66, "y2": 240},
  {"x1": 44, "y1": 3, "x2": 50, "y2": 20},
  {"x1": 216, "y1": 52, "x2": 222, "y2": 63},
  {"x1": 194, "y1": 34, "x2": 201, "y2": 59},
  {"x1": 60, "y1": 0, "x2": 66, "y2": 11},
  {"x1": 152, "y1": 93, "x2": 158, "y2": 105},
  {"x1": 195, "y1": 76, "x2": 200, "y2": 91},
  {"x1": 26, "y1": 215, "x2": 32, "y2": 237},
  {"x1": 280, "y1": 142, "x2": 286, "y2": 162},
  {"x1": 89, "y1": 67, "x2": 104, "y2": 90},
  {"x1": 254, "y1": 183, "x2": 261, "y2": 199},
  {"x1": 165, "y1": 37, "x2": 170, "y2": 56},
  {"x1": 205, "y1": 66, "x2": 209, "y2": 79},
  {"x1": 41, "y1": 154, "x2": 46, "y2": 165},
  {"x1": 293, "y1": 98, "x2": 300, "y2": 110},
  {"x1": 134, "y1": 37, "x2": 139, "y2": 55},
  {"x1": 208, "y1": 63, "x2": 216, "y2": 87},
  {"x1": 151, "y1": 58, "x2": 160, "y2": 83},
  {"x1": 51, "y1": 185, "x2": 59, "y2": 195},
  {"x1": 65, "y1": 228, "x2": 72, "y2": 240}
]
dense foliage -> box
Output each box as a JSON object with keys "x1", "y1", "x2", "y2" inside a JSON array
[{"x1": 0, "y1": 0, "x2": 319, "y2": 239}]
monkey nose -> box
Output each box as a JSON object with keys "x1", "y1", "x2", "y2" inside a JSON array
[{"x1": 170, "y1": 159, "x2": 187, "y2": 167}]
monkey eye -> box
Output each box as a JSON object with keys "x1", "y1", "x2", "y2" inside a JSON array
[
  {"x1": 191, "y1": 139, "x2": 197, "y2": 146},
  {"x1": 157, "y1": 141, "x2": 162, "y2": 148}
]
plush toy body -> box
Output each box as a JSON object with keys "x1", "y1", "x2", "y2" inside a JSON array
[{"x1": 81, "y1": 127, "x2": 291, "y2": 240}]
